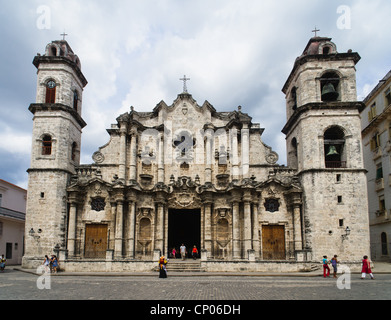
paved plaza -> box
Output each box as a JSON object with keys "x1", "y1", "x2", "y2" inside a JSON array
[{"x1": 1, "y1": 268, "x2": 390, "y2": 301}]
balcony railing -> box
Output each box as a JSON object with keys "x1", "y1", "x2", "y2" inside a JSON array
[{"x1": 325, "y1": 161, "x2": 346, "y2": 168}]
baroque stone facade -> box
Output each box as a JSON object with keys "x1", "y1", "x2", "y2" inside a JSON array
[{"x1": 23, "y1": 36, "x2": 371, "y2": 272}]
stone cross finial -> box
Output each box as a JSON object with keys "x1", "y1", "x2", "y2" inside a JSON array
[{"x1": 180, "y1": 75, "x2": 190, "y2": 93}]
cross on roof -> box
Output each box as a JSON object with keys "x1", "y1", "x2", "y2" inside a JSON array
[
  {"x1": 60, "y1": 32, "x2": 68, "y2": 41},
  {"x1": 312, "y1": 26, "x2": 320, "y2": 37},
  {"x1": 180, "y1": 75, "x2": 190, "y2": 93}
]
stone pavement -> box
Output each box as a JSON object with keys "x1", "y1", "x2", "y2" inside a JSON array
[{"x1": 11, "y1": 261, "x2": 391, "y2": 277}]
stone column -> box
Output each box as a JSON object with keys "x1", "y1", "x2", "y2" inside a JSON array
[
  {"x1": 252, "y1": 203, "x2": 260, "y2": 258},
  {"x1": 231, "y1": 128, "x2": 239, "y2": 180},
  {"x1": 243, "y1": 190, "x2": 252, "y2": 255},
  {"x1": 129, "y1": 130, "x2": 137, "y2": 184},
  {"x1": 204, "y1": 128, "x2": 213, "y2": 184},
  {"x1": 157, "y1": 133, "x2": 164, "y2": 184},
  {"x1": 67, "y1": 202, "x2": 77, "y2": 257},
  {"x1": 118, "y1": 123, "x2": 127, "y2": 182},
  {"x1": 155, "y1": 202, "x2": 164, "y2": 253},
  {"x1": 114, "y1": 200, "x2": 124, "y2": 258},
  {"x1": 243, "y1": 200, "x2": 252, "y2": 255},
  {"x1": 232, "y1": 200, "x2": 240, "y2": 259},
  {"x1": 293, "y1": 204, "x2": 303, "y2": 251},
  {"x1": 127, "y1": 200, "x2": 136, "y2": 258},
  {"x1": 203, "y1": 200, "x2": 213, "y2": 256},
  {"x1": 241, "y1": 125, "x2": 250, "y2": 178}
]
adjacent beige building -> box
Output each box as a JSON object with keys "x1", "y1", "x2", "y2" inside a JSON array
[
  {"x1": 23, "y1": 36, "x2": 371, "y2": 272},
  {"x1": 0, "y1": 179, "x2": 26, "y2": 265},
  {"x1": 361, "y1": 70, "x2": 391, "y2": 261}
]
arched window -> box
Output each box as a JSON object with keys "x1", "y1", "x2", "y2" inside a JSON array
[
  {"x1": 42, "y1": 135, "x2": 52, "y2": 155},
  {"x1": 290, "y1": 137, "x2": 298, "y2": 169},
  {"x1": 45, "y1": 80, "x2": 56, "y2": 103},
  {"x1": 320, "y1": 72, "x2": 340, "y2": 102},
  {"x1": 322, "y1": 46, "x2": 331, "y2": 54},
  {"x1": 73, "y1": 90, "x2": 78, "y2": 111},
  {"x1": 324, "y1": 126, "x2": 346, "y2": 168},
  {"x1": 71, "y1": 142, "x2": 77, "y2": 161},
  {"x1": 291, "y1": 87, "x2": 297, "y2": 110}
]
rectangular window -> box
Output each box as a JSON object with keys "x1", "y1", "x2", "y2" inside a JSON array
[
  {"x1": 376, "y1": 163, "x2": 383, "y2": 180},
  {"x1": 379, "y1": 196, "x2": 386, "y2": 212},
  {"x1": 368, "y1": 103, "x2": 377, "y2": 122},
  {"x1": 337, "y1": 196, "x2": 343, "y2": 204},
  {"x1": 370, "y1": 133, "x2": 381, "y2": 151},
  {"x1": 6, "y1": 242, "x2": 12, "y2": 259},
  {"x1": 385, "y1": 88, "x2": 391, "y2": 107}
]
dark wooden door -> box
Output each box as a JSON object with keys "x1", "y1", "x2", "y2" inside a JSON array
[
  {"x1": 262, "y1": 225, "x2": 285, "y2": 260},
  {"x1": 84, "y1": 224, "x2": 107, "y2": 258}
]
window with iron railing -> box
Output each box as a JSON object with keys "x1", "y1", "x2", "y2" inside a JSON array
[{"x1": 42, "y1": 135, "x2": 52, "y2": 155}]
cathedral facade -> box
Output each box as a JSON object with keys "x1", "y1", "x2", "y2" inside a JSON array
[{"x1": 23, "y1": 36, "x2": 370, "y2": 272}]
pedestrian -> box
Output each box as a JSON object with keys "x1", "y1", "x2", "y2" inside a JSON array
[
  {"x1": 180, "y1": 243, "x2": 186, "y2": 260},
  {"x1": 171, "y1": 247, "x2": 177, "y2": 259},
  {"x1": 192, "y1": 245, "x2": 198, "y2": 260},
  {"x1": 158, "y1": 255, "x2": 168, "y2": 278},
  {"x1": 0, "y1": 254, "x2": 6, "y2": 272},
  {"x1": 51, "y1": 255, "x2": 58, "y2": 273},
  {"x1": 361, "y1": 255, "x2": 374, "y2": 280},
  {"x1": 322, "y1": 255, "x2": 330, "y2": 278},
  {"x1": 331, "y1": 255, "x2": 339, "y2": 278},
  {"x1": 42, "y1": 255, "x2": 50, "y2": 273}
]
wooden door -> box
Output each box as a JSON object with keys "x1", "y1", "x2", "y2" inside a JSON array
[
  {"x1": 84, "y1": 224, "x2": 107, "y2": 258},
  {"x1": 262, "y1": 225, "x2": 286, "y2": 260}
]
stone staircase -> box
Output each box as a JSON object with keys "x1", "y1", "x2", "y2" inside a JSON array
[{"x1": 165, "y1": 259, "x2": 204, "y2": 272}]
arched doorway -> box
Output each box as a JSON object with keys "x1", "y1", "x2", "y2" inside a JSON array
[{"x1": 168, "y1": 209, "x2": 201, "y2": 258}]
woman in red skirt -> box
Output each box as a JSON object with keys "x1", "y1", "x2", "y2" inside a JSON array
[{"x1": 361, "y1": 255, "x2": 374, "y2": 280}]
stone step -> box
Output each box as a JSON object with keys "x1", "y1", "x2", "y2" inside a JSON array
[{"x1": 156, "y1": 260, "x2": 204, "y2": 272}]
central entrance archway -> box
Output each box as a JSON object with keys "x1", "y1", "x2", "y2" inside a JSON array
[{"x1": 168, "y1": 208, "x2": 201, "y2": 259}]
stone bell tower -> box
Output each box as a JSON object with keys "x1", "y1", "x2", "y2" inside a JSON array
[
  {"x1": 281, "y1": 36, "x2": 370, "y2": 263},
  {"x1": 23, "y1": 39, "x2": 88, "y2": 268}
]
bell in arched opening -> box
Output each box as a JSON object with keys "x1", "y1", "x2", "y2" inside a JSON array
[
  {"x1": 321, "y1": 83, "x2": 339, "y2": 101},
  {"x1": 326, "y1": 145, "x2": 339, "y2": 157}
]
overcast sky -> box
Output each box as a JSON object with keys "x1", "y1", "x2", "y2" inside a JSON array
[{"x1": 1, "y1": 0, "x2": 390, "y2": 189}]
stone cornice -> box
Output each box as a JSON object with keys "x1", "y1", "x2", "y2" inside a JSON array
[
  {"x1": 33, "y1": 55, "x2": 88, "y2": 87},
  {"x1": 282, "y1": 101, "x2": 365, "y2": 135},
  {"x1": 29, "y1": 103, "x2": 87, "y2": 129}
]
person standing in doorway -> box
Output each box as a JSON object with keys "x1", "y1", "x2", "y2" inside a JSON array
[
  {"x1": 331, "y1": 255, "x2": 339, "y2": 278},
  {"x1": 180, "y1": 243, "x2": 186, "y2": 260},
  {"x1": 192, "y1": 245, "x2": 198, "y2": 260},
  {"x1": 361, "y1": 255, "x2": 374, "y2": 279},
  {"x1": 322, "y1": 255, "x2": 330, "y2": 278}
]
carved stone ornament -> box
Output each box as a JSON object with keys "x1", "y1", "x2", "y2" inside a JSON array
[
  {"x1": 265, "y1": 151, "x2": 279, "y2": 164},
  {"x1": 92, "y1": 151, "x2": 105, "y2": 164}
]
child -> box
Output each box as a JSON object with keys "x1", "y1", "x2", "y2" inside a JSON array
[
  {"x1": 171, "y1": 248, "x2": 177, "y2": 259},
  {"x1": 322, "y1": 255, "x2": 330, "y2": 278}
]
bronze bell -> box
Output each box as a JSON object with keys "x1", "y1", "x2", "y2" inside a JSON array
[
  {"x1": 321, "y1": 83, "x2": 339, "y2": 101},
  {"x1": 326, "y1": 145, "x2": 339, "y2": 156}
]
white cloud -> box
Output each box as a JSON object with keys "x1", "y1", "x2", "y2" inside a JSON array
[{"x1": 1, "y1": 0, "x2": 391, "y2": 184}]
